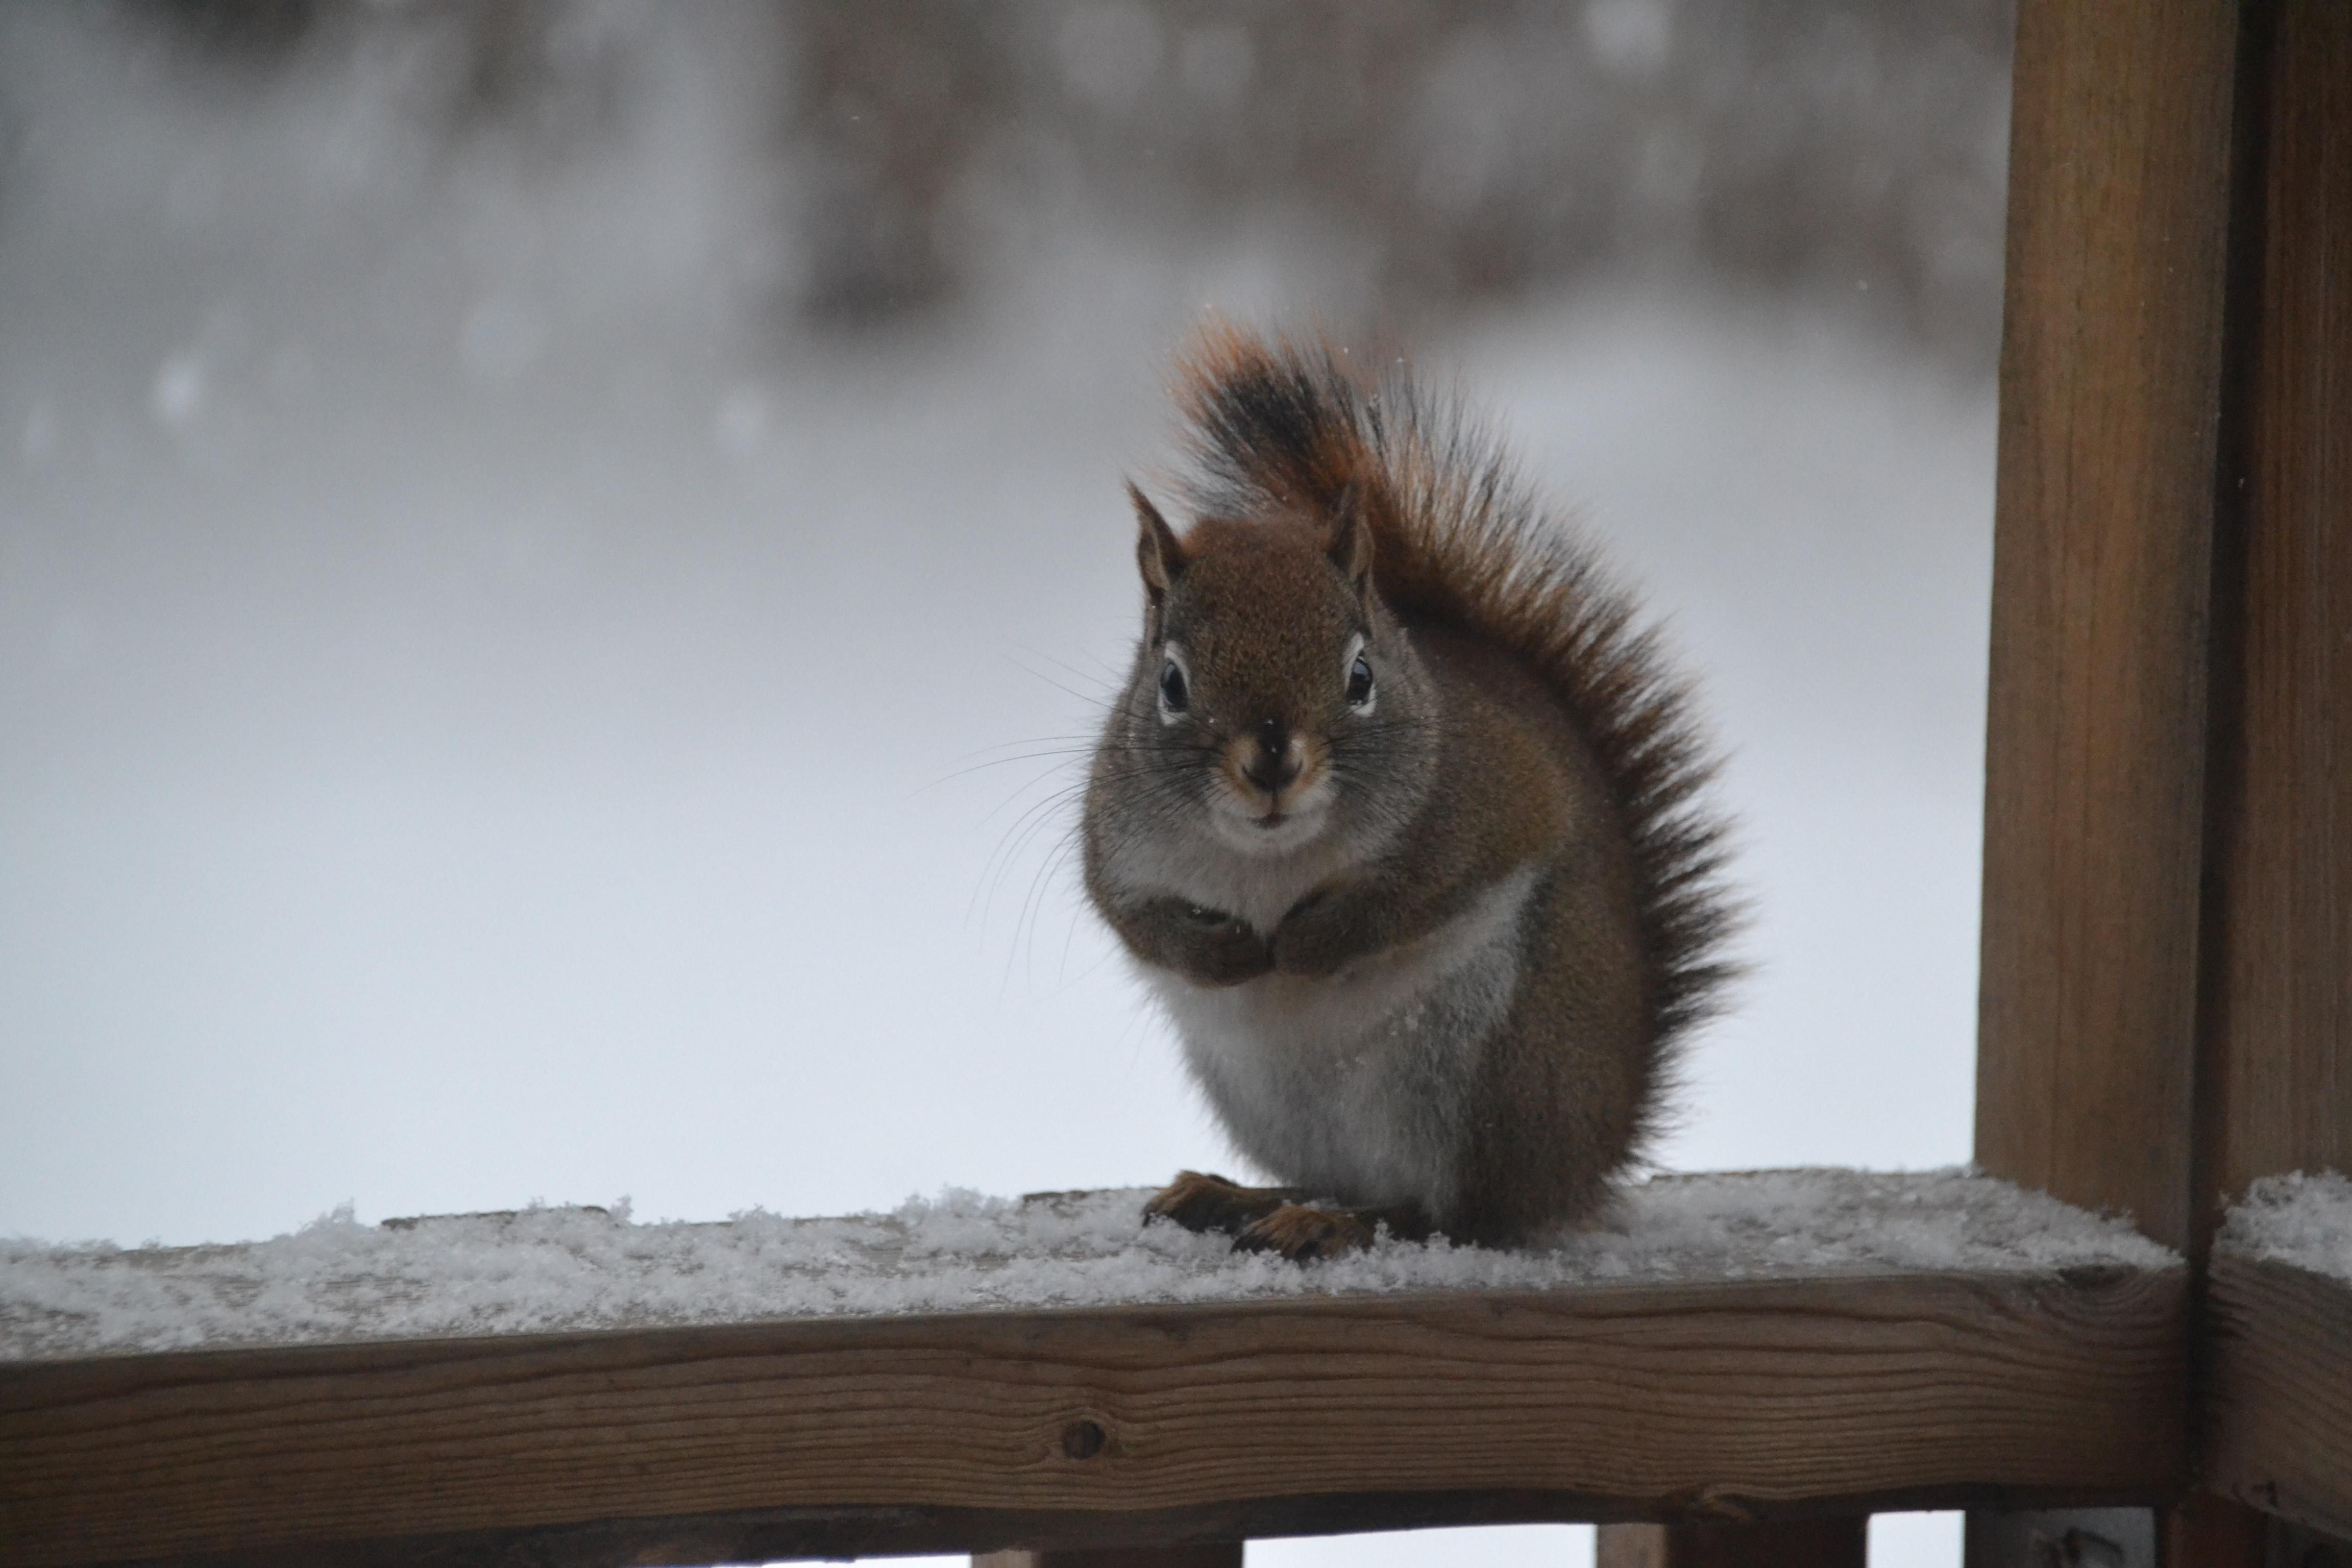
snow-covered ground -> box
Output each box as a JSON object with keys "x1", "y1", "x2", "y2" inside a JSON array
[{"x1": 0, "y1": 9, "x2": 2002, "y2": 1563}]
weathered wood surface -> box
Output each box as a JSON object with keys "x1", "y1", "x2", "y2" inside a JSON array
[
  {"x1": 1969, "y1": 6, "x2": 2349, "y2": 1563},
  {"x1": 2206, "y1": 1252, "x2": 2352, "y2": 1541},
  {"x1": 1964, "y1": 5, "x2": 2334, "y2": 1564},
  {"x1": 1973, "y1": 0, "x2": 2246, "y2": 1257},
  {"x1": 2195, "y1": 0, "x2": 2352, "y2": 1214},
  {"x1": 0, "y1": 1265, "x2": 2186, "y2": 1568}
]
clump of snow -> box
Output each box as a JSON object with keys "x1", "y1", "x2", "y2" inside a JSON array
[
  {"x1": 1, "y1": 1169, "x2": 2177, "y2": 1362},
  {"x1": 2219, "y1": 1170, "x2": 2352, "y2": 1285}
]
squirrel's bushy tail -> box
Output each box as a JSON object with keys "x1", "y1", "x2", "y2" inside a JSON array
[{"x1": 1171, "y1": 325, "x2": 1739, "y2": 1147}]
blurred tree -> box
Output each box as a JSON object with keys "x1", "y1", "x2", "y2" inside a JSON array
[{"x1": 87, "y1": 0, "x2": 2013, "y2": 363}]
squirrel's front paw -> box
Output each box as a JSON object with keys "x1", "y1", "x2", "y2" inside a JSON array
[
  {"x1": 1233, "y1": 1204, "x2": 1377, "y2": 1261},
  {"x1": 1180, "y1": 908, "x2": 1275, "y2": 986},
  {"x1": 1271, "y1": 893, "x2": 1352, "y2": 977}
]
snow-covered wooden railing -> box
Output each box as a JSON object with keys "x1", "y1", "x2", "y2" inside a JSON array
[{"x1": 0, "y1": 1172, "x2": 2188, "y2": 1567}]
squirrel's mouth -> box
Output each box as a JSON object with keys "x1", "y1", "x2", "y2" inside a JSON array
[
  {"x1": 1212, "y1": 808, "x2": 1320, "y2": 859},
  {"x1": 1208, "y1": 749, "x2": 1335, "y2": 855},
  {"x1": 1244, "y1": 788, "x2": 1314, "y2": 827},
  {"x1": 1208, "y1": 780, "x2": 1334, "y2": 859}
]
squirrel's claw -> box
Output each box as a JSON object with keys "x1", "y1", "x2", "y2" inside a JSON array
[
  {"x1": 1142, "y1": 1170, "x2": 1260, "y2": 1235},
  {"x1": 1233, "y1": 1203, "x2": 1377, "y2": 1262},
  {"x1": 1143, "y1": 1170, "x2": 1307, "y2": 1236}
]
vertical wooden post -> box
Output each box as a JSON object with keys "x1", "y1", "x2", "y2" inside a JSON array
[
  {"x1": 1973, "y1": 0, "x2": 2246, "y2": 1258},
  {"x1": 1972, "y1": 0, "x2": 2247, "y2": 1563},
  {"x1": 1966, "y1": 1509, "x2": 2161, "y2": 1568},
  {"x1": 975, "y1": 1547, "x2": 1242, "y2": 1568},
  {"x1": 2192, "y1": 0, "x2": 2352, "y2": 1232},
  {"x1": 2196, "y1": 0, "x2": 2352, "y2": 1545},
  {"x1": 1599, "y1": 1520, "x2": 1867, "y2": 1568},
  {"x1": 1975, "y1": 0, "x2": 2352, "y2": 1563}
]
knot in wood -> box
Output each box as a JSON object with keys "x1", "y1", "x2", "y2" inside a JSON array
[
  {"x1": 2056, "y1": 1263, "x2": 2132, "y2": 1291},
  {"x1": 1060, "y1": 1418, "x2": 1108, "y2": 1460}
]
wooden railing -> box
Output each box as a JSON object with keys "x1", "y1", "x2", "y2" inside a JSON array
[
  {"x1": 0, "y1": 1173, "x2": 2197, "y2": 1567},
  {"x1": 4, "y1": 1178, "x2": 2347, "y2": 1566}
]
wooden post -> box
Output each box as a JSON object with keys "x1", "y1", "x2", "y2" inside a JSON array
[
  {"x1": 1973, "y1": 0, "x2": 2352, "y2": 1562},
  {"x1": 2190, "y1": 0, "x2": 2352, "y2": 1243},
  {"x1": 976, "y1": 1549, "x2": 1241, "y2": 1568},
  {"x1": 1973, "y1": 0, "x2": 2245, "y2": 1260},
  {"x1": 1966, "y1": 4, "x2": 2246, "y2": 1560},
  {"x1": 2196, "y1": 0, "x2": 2352, "y2": 1544},
  {"x1": 1972, "y1": 0, "x2": 2240, "y2": 1561},
  {"x1": 1599, "y1": 1520, "x2": 1866, "y2": 1568}
]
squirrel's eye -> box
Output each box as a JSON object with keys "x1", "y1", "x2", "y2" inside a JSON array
[
  {"x1": 1345, "y1": 653, "x2": 1376, "y2": 709},
  {"x1": 1159, "y1": 658, "x2": 1190, "y2": 714}
]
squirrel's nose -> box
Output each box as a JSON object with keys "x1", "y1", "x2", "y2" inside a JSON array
[{"x1": 1242, "y1": 719, "x2": 1303, "y2": 794}]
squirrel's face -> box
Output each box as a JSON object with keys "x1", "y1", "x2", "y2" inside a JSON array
[{"x1": 1119, "y1": 485, "x2": 1430, "y2": 860}]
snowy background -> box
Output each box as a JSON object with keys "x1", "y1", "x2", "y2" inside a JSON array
[{"x1": 0, "y1": 4, "x2": 2010, "y2": 1563}]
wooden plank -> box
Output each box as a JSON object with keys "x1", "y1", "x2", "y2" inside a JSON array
[
  {"x1": 2195, "y1": 0, "x2": 2352, "y2": 1210},
  {"x1": 1973, "y1": 0, "x2": 2246, "y2": 1255},
  {"x1": 0, "y1": 1266, "x2": 2187, "y2": 1568},
  {"x1": 2206, "y1": 1254, "x2": 2352, "y2": 1541},
  {"x1": 1597, "y1": 1518, "x2": 1865, "y2": 1568}
]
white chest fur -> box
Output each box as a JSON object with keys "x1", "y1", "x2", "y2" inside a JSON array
[{"x1": 1140, "y1": 864, "x2": 1538, "y2": 1217}]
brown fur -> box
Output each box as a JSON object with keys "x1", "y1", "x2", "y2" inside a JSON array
[
  {"x1": 1086, "y1": 328, "x2": 1737, "y2": 1256},
  {"x1": 1171, "y1": 327, "x2": 1736, "y2": 1068}
]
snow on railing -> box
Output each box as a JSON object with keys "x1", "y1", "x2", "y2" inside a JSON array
[{"x1": 3, "y1": 1167, "x2": 2176, "y2": 1363}]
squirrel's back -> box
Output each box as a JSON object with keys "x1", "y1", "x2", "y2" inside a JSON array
[{"x1": 1085, "y1": 327, "x2": 1736, "y2": 1250}]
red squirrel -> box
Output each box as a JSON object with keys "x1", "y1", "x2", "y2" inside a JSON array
[{"x1": 1081, "y1": 328, "x2": 1736, "y2": 1259}]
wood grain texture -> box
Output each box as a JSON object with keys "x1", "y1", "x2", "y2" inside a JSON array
[
  {"x1": 1967, "y1": 7, "x2": 2351, "y2": 1564},
  {"x1": 0, "y1": 1268, "x2": 2187, "y2": 1568},
  {"x1": 1597, "y1": 1518, "x2": 1865, "y2": 1568},
  {"x1": 2197, "y1": 0, "x2": 2352, "y2": 1210},
  {"x1": 2206, "y1": 1253, "x2": 2352, "y2": 1541},
  {"x1": 1974, "y1": 0, "x2": 2245, "y2": 1253}
]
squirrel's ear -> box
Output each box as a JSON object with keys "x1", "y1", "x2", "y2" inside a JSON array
[
  {"x1": 1327, "y1": 483, "x2": 1375, "y2": 600},
  {"x1": 1130, "y1": 482, "x2": 1185, "y2": 605}
]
